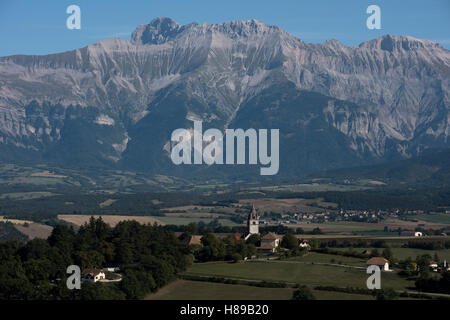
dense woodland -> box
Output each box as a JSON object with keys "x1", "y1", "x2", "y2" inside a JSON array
[
  {"x1": 0, "y1": 217, "x2": 190, "y2": 299},
  {"x1": 0, "y1": 217, "x2": 283, "y2": 299}
]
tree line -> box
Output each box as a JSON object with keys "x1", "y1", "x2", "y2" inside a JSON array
[{"x1": 0, "y1": 217, "x2": 190, "y2": 299}]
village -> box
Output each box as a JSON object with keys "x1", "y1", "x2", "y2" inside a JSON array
[
  {"x1": 261, "y1": 209, "x2": 434, "y2": 226},
  {"x1": 173, "y1": 205, "x2": 450, "y2": 273}
]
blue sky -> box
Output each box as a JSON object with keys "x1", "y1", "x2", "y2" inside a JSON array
[{"x1": 0, "y1": 0, "x2": 449, "y2": 56}]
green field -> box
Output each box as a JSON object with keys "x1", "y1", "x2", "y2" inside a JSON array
[
  {"x1": 0, "y1": 191, "x2": 57, "y2": 200},
  {"x1": 308, "y1": 223, "x2": 383, "y2": 232},
  {"x1": 156, "y1": 216, "x2": 239, "y2": 226},
  {"x1": 407, "y1": 214, "x2": 450, "y2": 224},
  {"x1": 289, "y1": 222, "x2": 384, "y2": 234},
  {"x1": 186, "y1": 260, "x2": 414, "y2": 291},
  {"x1": 290, "y1": 252, "x2": 367, "y2": 267},
  {"x1": 146, "y1": 280, "x2": 374, "y2": 300},
  {"x1": 335, "y1": 247, "x2": 450, "y2": 261},
  {"x1": 253, "y1": 183, "x2": 371, "y2": 192}
]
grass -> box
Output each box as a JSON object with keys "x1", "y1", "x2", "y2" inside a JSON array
[
  {"x1": 0, "y1": 191, "x2": 56, "y2": 200},
  {"x1": 238, "y1": 197, "x2": 337, "y2": 214},
  {"x1": 334, "y1": 247, "x2": 450, "y2": 261},
  {"x1": 407, "y1": 214, "x2": 450, "y2": 224},
  {"x1": 14, "y1": 223, "x2": 53, "y2": 240},
  {"x1": 254, "y1": 183, "x2": 370, "y2": 192},
  {"x1": 146, "y1": 280, "x2": 374, "y2": 300},
  {"x1": 186, "y1": 260, "x2": 414, "y2": 291},
  {"x1": 324, "y1": 224, "x2": 383, "y2": 231},
  {"x1": 289, "y1": 252, "x2": 367, "y2": 267},
  {"x1": 58, "y1": 214, "x2": 164, "y2": 227},
  {"x1": 147, "y1": 280, "x2": 294, "y2": 300},
  {"x1": 192, "y1": 183, "x2": 230, "y2": 189},
  {"x1": 13, "y1": 177, "x2": 66, "y2": 185},
  {"x1": 156, "y1": 216, "x2": 239, "y2": 227},
  {"x1": 291, "y1": 222, "x2": 383, "y2": 233}
]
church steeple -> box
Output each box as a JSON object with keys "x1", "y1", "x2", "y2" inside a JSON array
[
  {"x1": 247, "y1": 204, "x2": 259, "y2": 235},
  {"x1": 251, "y1": 204, "x2": 258, "y2": 218}
]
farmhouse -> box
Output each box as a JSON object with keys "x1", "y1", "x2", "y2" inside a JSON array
[
  {"x1": 429, "y1": 261, "x2": 438, "y2": 272},
  {"x1": 82, "y1": 268, "x2": 106, "y2": 282},
  {"x1": 258, "y1": 232, "x2": 281, "y2": 254},
  {"x1": 400, "y1": 230, "x2": 423, "y2": 237},
  {"x1": 299, "y1": 239, "x2": 310, "y2": 249},
  {"x1": 366, "y1": 257, "x2": 390, "y2": 271}
]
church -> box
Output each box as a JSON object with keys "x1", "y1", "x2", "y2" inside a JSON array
[
  {"x1": 245, "y1": 204, "x2": 260, "y2": 240},
  {"x1": 245, "y1": 204, "x2": 282, "y2": 254},
  {"x1": 244, "y1": 204, "x2": 259, "y2": 240}
]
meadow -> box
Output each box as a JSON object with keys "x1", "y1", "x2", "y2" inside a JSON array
[
  {"x1": 156, "y1": 216, "x2": 239, "y2": 226},
  {"x1": 334, "y1": 247, "x2": 450, "y2": 261},
  {"x1": 289, "y1": 252, "x2": 367, "y2": 267},
  {"x1": 58, "y1": 214, "x2": 165, "y2": 227},
  {"x1": 407, "y1": 214, "x2": 450, "y2": 224},
  {"x1": 14, "y1": 223, "x2": 53, "y2": 240},
  {"x1": 185, "y1": 259, "x2": 414, "y2": 291},
  {"x1": 238, "y1": 197, "x2": 337, "y2": 214},
  {"x1": 146, "y1": 280, "x2": 374, "y2": 300}
]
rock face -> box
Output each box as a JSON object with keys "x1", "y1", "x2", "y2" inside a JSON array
[{"x1": 0, "y1": 18, "x2": 449, "y2": 178}]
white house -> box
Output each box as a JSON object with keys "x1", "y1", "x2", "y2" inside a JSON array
[
  {"x1": 429, "y1": 261, "x2": 438, "y2": 271},
  {"x1": 401, "y1": 231, "x2": 423, "y2": 237},
  {"x1": 299, "y1": 239, "x2": 311, "y2": 249},
  {"x1": 366, "y1": 257, "x2": 390, "y2": 271},
  {"x1": 258, "y1": 232, "x2": 281, "y2": 254},
  {"x1": 82, "y1": 268, "x2": 106, "y2": 282}
]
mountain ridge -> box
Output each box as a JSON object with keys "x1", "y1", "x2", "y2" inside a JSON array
[{"x1": 0, "y1": 17, "x2": 449, "y2": 178}]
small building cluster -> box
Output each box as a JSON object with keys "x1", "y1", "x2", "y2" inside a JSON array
[
  {"x1": 429, "y1": 260, "x2": 450, "y2": 272},
  {"x1": 176, "y1": 205, "x2": 312, "y2": 257},
  {"x1": 366, "y1": 257, "x2": 390, "y2": 271},
  {"x1": 81, "y1": 267, "x2": 121, "y2": 283},
  {"x1": 82, "y1": 268, "x2": 106, "y2": 282}
]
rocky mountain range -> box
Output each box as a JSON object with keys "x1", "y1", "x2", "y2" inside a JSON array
[{"x1": 0, "y1": 17, "x2": 449, "y2": 179}]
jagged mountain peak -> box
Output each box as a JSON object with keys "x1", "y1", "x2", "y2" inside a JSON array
[
  {"x1": 210, "y1": 18, "x2": 280, "y2": 35},
  {"x1": 323, "y1": 39, "x2": 346, "y2": 49},
  {"x1": 130, "y1": 17, "x2": 285, "y2": 45},
  {"x1": 359, "y1": 34, "x2": 444, "y2": 52},
  {"x1": 131, "y1": 17, "x2": 182, "y2": 45},
  {"x1": 129, "y1": 18, "x2": 448, "y2": 55},
  {"x1": 0, "y1": 18, "x2": 449, "y2": 178}
]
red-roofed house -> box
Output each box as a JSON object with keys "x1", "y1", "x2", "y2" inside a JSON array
[
  {"x1": 257, "y1": 232, "x2": 281, "y2": 254},
  {"x1": 366, "y1": 257, "x2": 390, "y2": 271},
  {"x1": 82, "y1": 268, "x2": 106, "y2": 282}
]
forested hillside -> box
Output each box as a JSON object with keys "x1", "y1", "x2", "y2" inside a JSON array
[{"x1": 0, "y1": 218, "x2": 190, "y2": 299}]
